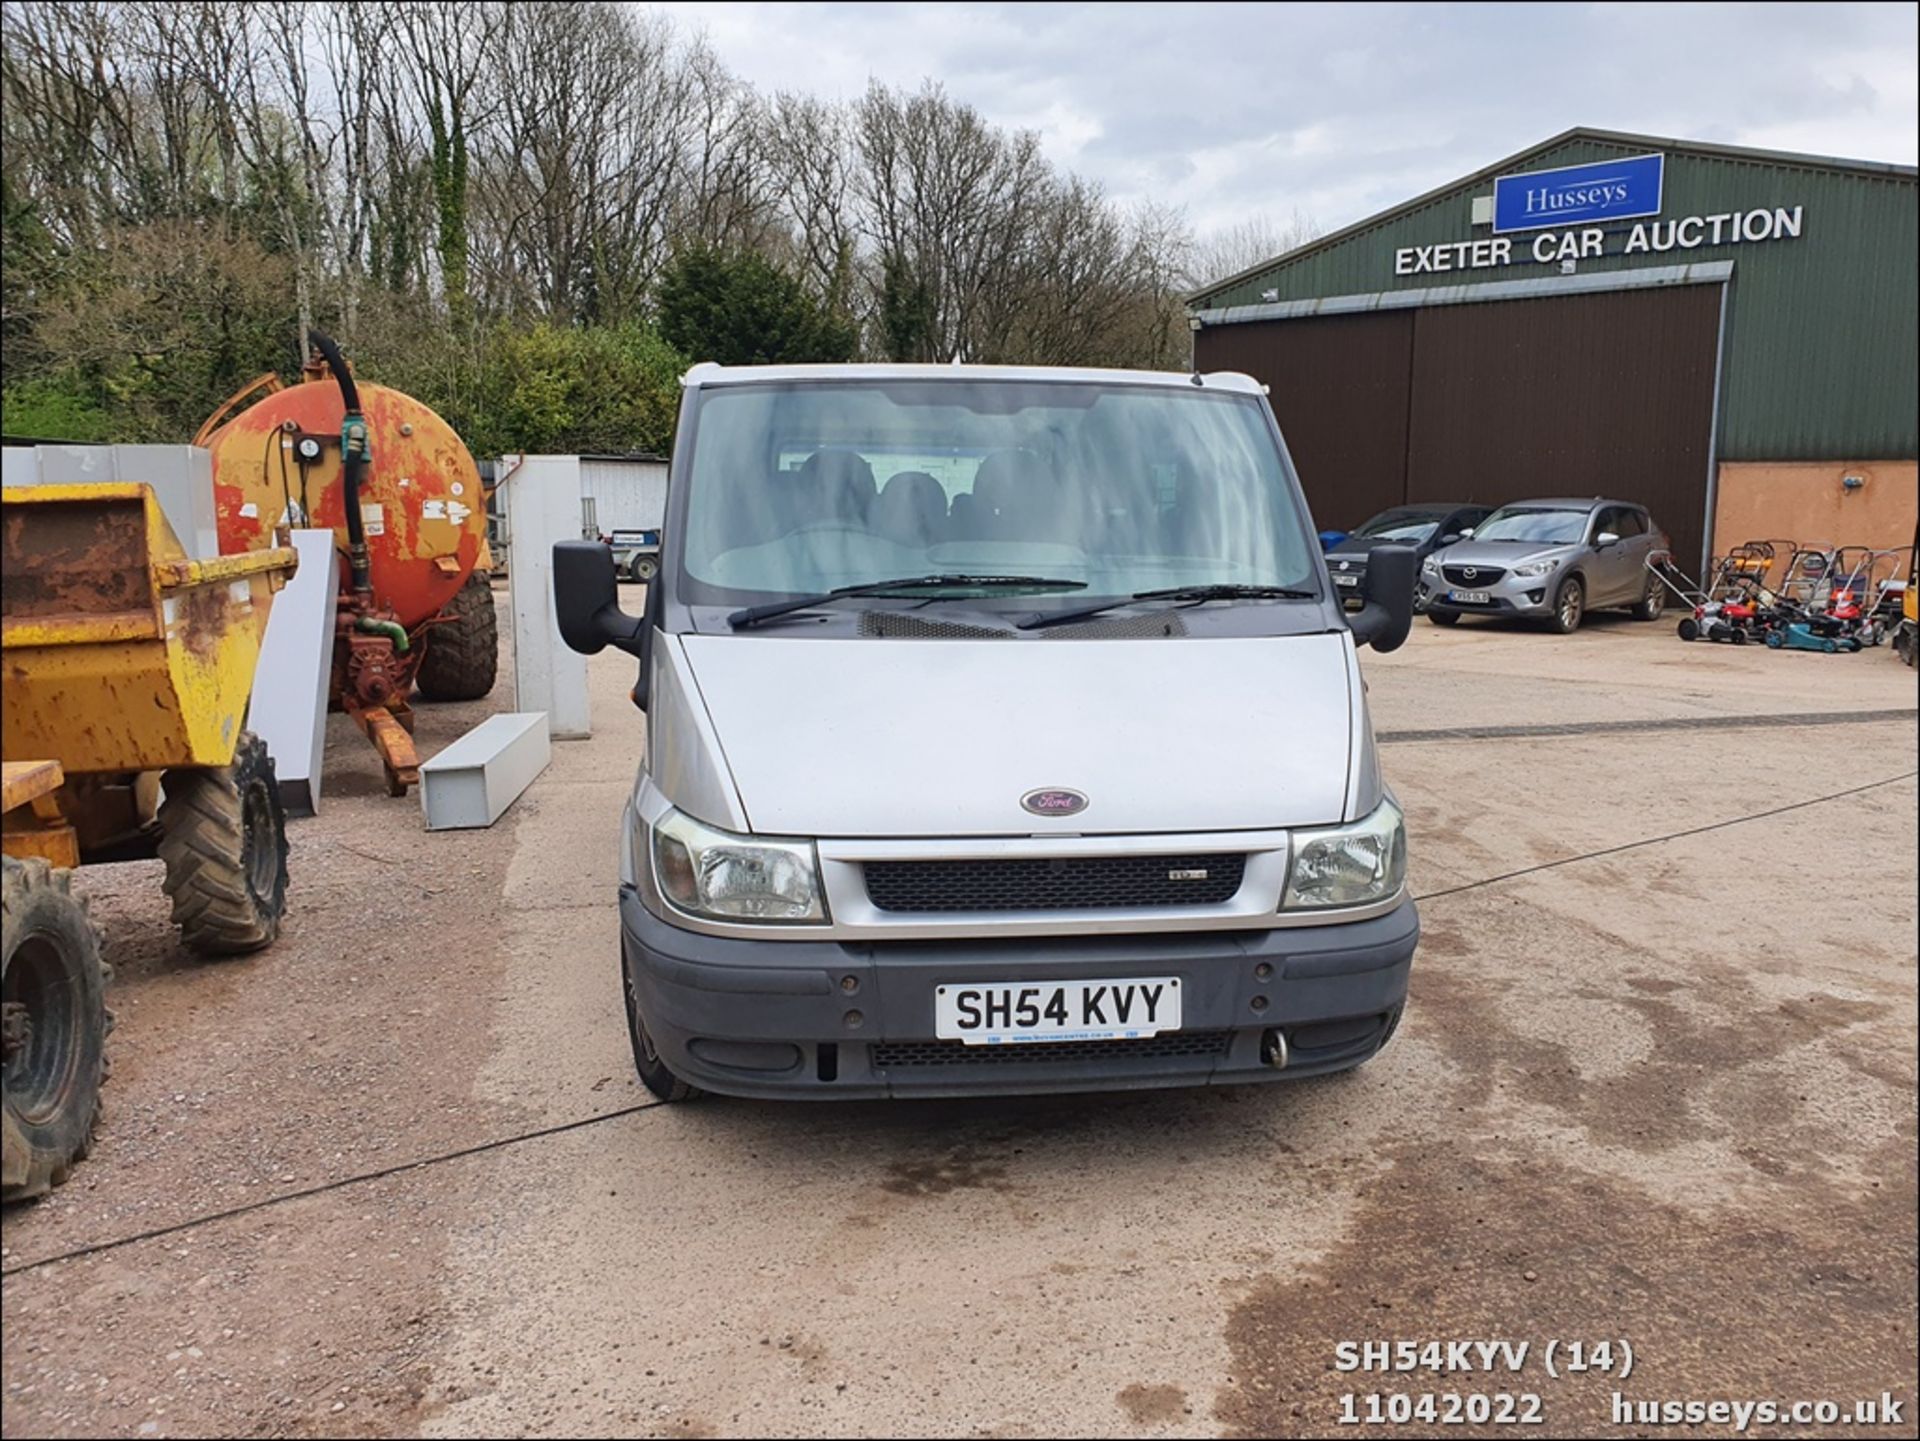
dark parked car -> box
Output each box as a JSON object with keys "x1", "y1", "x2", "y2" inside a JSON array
[{"x1": 1325, "y1": 504, "x2": 1491, "y2": 611}]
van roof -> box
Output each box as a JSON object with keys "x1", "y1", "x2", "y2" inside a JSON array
[{"x1": 680, "y1": 362, "x2": 1266, "y2": 395}]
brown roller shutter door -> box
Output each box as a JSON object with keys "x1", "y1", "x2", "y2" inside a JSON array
[
  {"x1": 1196, "y1": 283, "x2": 1723, "y2": 569},
  {"x1": 1407, "y1": 285, "x2": 1722, "y2": 575},
  {"x1": 1195, "y1": 310, "x2": 1414, "y2": 532}
]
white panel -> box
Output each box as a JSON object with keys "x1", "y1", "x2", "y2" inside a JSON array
[
  {"x1": 504, "y1": 455, "x2": 591, "y2": 739},
  {"x1": 420, "y1": 711, "x2": 552, "y2": 829},
  {"x1": 28, "y1": 443, "x2": 115, "y2": 484},
  {"x1": 249, "y1": 529, "x2": 340, "y2": 815},
  {"x1": 118, "y1": 445, "x2": 219, "y2": 559},
  {"x1": 578, "y1": 458, "x2": 668, "y2": 531},
  {"x1": 2, "y1": 448, "x2": 45, "y2": 487},
  {"x1": 15, "y1": 443, "x2": 220, "y2": 559}
]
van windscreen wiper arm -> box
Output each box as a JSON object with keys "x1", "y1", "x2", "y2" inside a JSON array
[
  {"x1": 1016, "y1": 582, "x2": 1316, "y2": 631},
  {"x1": 728, "y1": 574, "x2": 1087, "y2": 630}
]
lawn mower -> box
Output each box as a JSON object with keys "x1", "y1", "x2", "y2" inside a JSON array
[
  {"x1": 1654, "y1": 542, "x2": 1779, "y2": 644},
  {"x1": 1765, "y1": 621, "x2": 1861, "y2": 653}
]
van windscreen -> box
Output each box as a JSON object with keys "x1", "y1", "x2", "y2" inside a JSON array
[{"x1": 677, "y1": 381, "x2": 1316, "y2": 605}]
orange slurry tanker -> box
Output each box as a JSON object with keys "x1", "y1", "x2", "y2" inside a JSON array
[{"x1": 196, "y1": 334, "x2": 498, "y2": 795}]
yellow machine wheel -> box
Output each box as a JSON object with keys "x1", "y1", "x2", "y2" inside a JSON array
[
  {"x1": 2, "y1": 856, "x2": 111, "y2": 1204},
  {"x1": 157, "y1": 733, "x2": 289, "y2": 957}
]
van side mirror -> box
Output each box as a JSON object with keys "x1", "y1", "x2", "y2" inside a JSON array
[
  {"x1": 1346, "y1": 544, "x2": 1416, "y2": 654},
  {"x1": 553, "y1": 540, "x2": 646, "y2": 659}
]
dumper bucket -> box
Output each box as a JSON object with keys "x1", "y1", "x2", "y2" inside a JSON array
[{"x1": 2, "y1": 483, "x2": 297, "y2": 775}]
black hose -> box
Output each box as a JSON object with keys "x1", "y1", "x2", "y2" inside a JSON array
[
  {"x1": 308, "y1": 329, "x2": 372, "y2": 595},
  {"x1": 307, "y1": 329, "x2": 361, "y2": 415}
]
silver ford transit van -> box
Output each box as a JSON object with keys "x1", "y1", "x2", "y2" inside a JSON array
[{"x1": 554, "y1": 364, "x2": 1419, "y2": 1101}]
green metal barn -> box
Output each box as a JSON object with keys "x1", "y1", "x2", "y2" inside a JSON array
[{"x1": 1189, "y1": 128, "x2": 1918, "y2": 574}]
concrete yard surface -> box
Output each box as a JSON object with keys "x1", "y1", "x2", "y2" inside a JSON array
[{"x1": 3, "y1": 596, "x2": 1915, "y2": 1439}]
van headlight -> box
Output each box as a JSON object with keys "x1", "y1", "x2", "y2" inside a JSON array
[
  {"x1": 650, "y1": 809, "x2": 827, "y2": 922},
  {"x1": 1283, "y1": 798, "x2": 1406, "y2": 910}
]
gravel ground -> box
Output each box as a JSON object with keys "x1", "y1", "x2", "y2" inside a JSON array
[{"x1": 4, "y1": 593, "x2": 1914, "y2": 1439}]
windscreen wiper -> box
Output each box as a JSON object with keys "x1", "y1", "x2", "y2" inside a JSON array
[
  {"x1": 728, "y1": 574, "x2": 1087, "y2": 630},
  {"x1": 1016, "y1": 582, "x2": 1316, "y2": 631}
]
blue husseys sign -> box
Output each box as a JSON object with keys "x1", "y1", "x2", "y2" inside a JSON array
[{"x1": 1493, "y1": 153, "x2": 1664, "y2": 233}]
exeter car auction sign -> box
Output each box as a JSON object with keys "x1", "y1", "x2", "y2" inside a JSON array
[{"x1": 1392, "y1": 151, "x2": 1808, "y2": 278}]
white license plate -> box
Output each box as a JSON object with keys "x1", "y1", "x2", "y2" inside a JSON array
[
  {"x1": 1447, "y1": 589, "x2": 1491, "y2": 605},
  {"x1": 934, "y1": 977, "x2": 1182, "y2": 1046},
  {"x1": 1334, "y1": 573, "x2": 1360, "y2": 587}
]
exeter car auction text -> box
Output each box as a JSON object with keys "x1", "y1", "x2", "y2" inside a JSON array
[{"x1": 1395, "y1": 206, "x2": 1805, "y2": 275}]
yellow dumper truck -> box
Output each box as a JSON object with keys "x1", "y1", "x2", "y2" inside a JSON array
[{"x1": 2, "y1": 482, "x2": 296, "y2": 1200}]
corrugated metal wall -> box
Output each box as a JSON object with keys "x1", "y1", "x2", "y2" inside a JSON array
[
  {"x1": 1191, "y1": 136, "x2": 1916, "y2": 460},
  {"x1": 1197, "y1": 311, "x2": 1413, "y2": 528},
  {"x1": 1199, "y1": 283, "x2": 1723, "y2": 569},
  {"x1": 579, "y1": 457, "x2": 669, "y2": 533}
]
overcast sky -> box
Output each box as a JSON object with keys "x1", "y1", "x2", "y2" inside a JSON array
[{"x1": 651, "y1": 1, "x2": 1918, "y2": 237}]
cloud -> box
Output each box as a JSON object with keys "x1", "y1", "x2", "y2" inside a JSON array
[{"x1": 649, "y1": 1, "x2": 1918, "y2": 238}]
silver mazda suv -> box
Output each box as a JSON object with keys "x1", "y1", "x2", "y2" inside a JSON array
[{"x1": 1418, "y1": 498, "x2": 1669, "y2": 634}]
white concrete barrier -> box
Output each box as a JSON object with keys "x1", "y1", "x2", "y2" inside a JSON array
[
  {"x1": 419, "y1": 712, "x2": 551, "y2": 830},
  {"x1": 503, "y1": 454, "x2": 591, "y2": 739}
]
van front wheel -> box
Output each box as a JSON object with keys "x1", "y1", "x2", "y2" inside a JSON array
[{"x1": 621, "y1": 949, "x2": 701, "y2": 1103}]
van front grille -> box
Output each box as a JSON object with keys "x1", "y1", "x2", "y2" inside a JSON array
[
  {"x1": 871, "y1": 1031, "x2": 1232, "y2": 1067},
  {"x1": 863, "y1": 854, "x2": 1246, "y2": 913}
]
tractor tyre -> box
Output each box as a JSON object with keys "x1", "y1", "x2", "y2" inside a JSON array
[
  {"x1": 415, "y1": 572, "x2": 499, "y2": 703},
  {"x1": 3, "y1": 857, "x2": 111, "y2": 1203},
  {"x1": 158, "y1": 732, "x2": 289, "y2": 957}
]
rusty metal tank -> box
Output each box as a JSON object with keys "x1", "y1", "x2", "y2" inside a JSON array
[{"x1": 199, "y1": 370, "x2": 486, "y2": 630}]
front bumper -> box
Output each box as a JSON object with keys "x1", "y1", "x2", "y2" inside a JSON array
[
  {"x1": 619, "y1": 888, "x2": 1418, "y2": 1099},
  {"x1": 1418, "y1": 572, "x2": 1559, "y2": 617}
]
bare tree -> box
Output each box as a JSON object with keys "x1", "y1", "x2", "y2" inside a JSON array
[
  {"x1": 3, "y1": 0, "x2": 1209, "y2": 391},
  {"x1": 472, "y1": 0, "x2": 644, "y2": 320},
  {"x1": 319, "y1": 2, "x2": 394, "y2": 341},
  {"x1": 857, "y1": 82, "x2": 1051, "y2": 362},
  {"x1": 394, "y1": 0, "x2": 506, "y2": 330},
  {"x1": 672, "y1": 41, "x2": 773, "y2": 255},
  {"x1": 1126, "y1": 201, "x2": 1198, "y2": 369},
  {"x1": 469, "y1": 7, "x2": 765, "y2": 325},
  {"x1": 1, "y1": 0, "x2": 231, "y2": 237},
  {"x1": 761, "y1": 92, "x2": 858, "y2": 308},
  {"x1": 1185, "y1": 208, "x2": 1322, "y2": 293}
]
